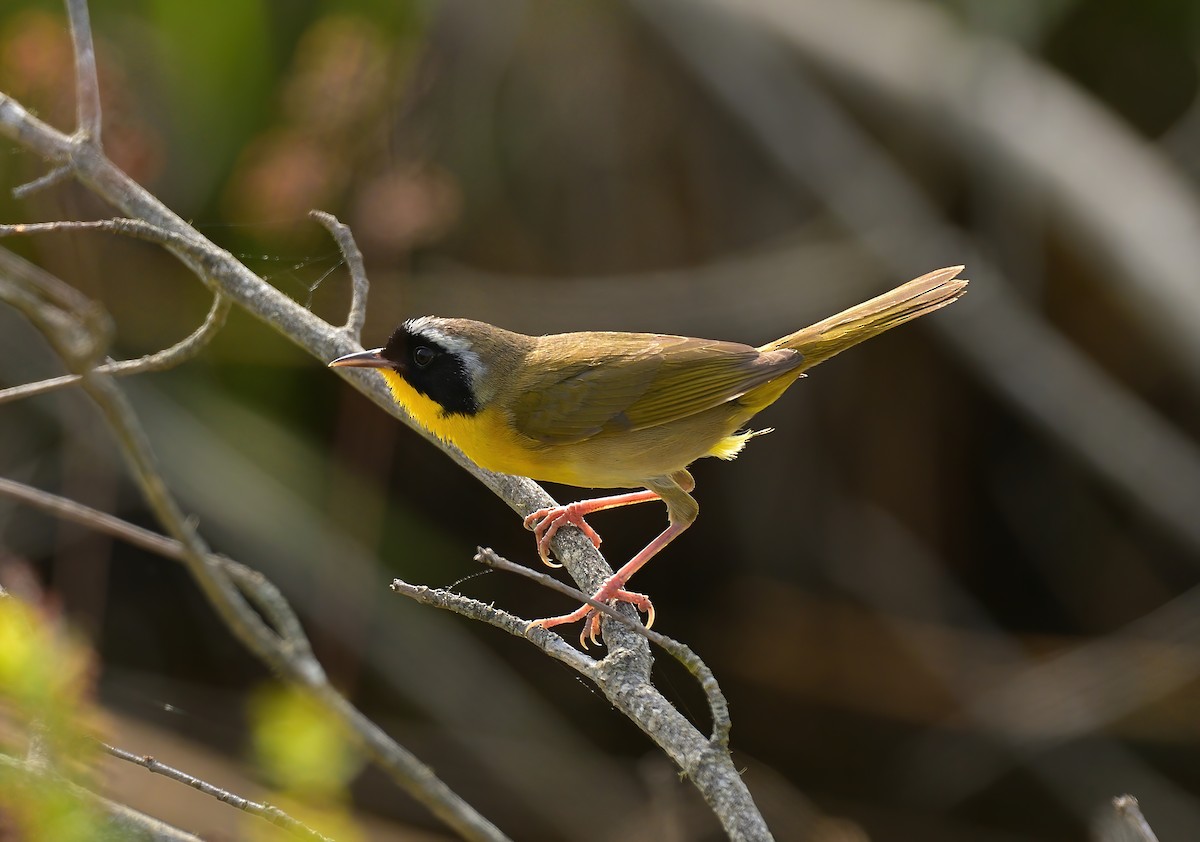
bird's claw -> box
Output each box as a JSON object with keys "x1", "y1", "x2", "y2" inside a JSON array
[
  {"x1": 526, "y1": 586, "x2": 654, "y2": 648},
  {"x1": 523, "y1": 503, "x2": 603, "y2": 567}
]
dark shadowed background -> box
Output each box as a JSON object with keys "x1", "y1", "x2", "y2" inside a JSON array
[{"x1": 3, "y1": 0, "x2": 1200, "y2": 839}]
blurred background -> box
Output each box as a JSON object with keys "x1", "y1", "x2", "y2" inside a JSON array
[{"x1": 3, "y1": 0, "x2": 1200, "y2": 839}]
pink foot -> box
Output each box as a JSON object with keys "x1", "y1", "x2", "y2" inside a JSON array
[
  {"x1": 527, "y1": 580, "x2": 656, "y2": 648},
  {"x1": 523, "y1": 503, "x2": 603, "y2": 567}
]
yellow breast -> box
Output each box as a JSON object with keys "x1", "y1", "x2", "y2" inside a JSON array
[{"x1": 379, "y1": 370, "x2": 573, "y2": 481}]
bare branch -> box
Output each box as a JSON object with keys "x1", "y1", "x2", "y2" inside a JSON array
[
  {"x1": 0, "y1": 249, "x2": 288, "y2": 666},
  {"x1": 0, "y1": 476, "x2": 307, "y2": 653},
  {"x1": 13, "y1": 165, "x2": 73, "y2": 199},
  {"x1": 0, "y1": 751, "x2": 203, "y2": 841},
  {"x1": 0, "y1": 93, "x2": 75, "y2": 165},
  {"x1": 390, "y1": 554, "x2": 766, "y2": 836},
  {"x1": 0, "y1": 291, "x2": 230, "y2": 406},
  {"x1": 310, "y1": 210, "x2": 369, "y2": 341},
  {"x1": 65, "y1": 0, "x2": 103, "y2": 143},
  {"x1": 100, "y1": 743, "x2": 334, "y2": 842},
  {"x1": 94, "y1": 291, "x2": 230, "y2": 373},
  {"x1": 0, "y1": 249, "x2": 511, "y2": 842},
  {"x1": 390, "y1": 578, "x2": 601, "y2": 678},
  {"x1": 1098, "y1": 795, "x2": 1161, "y2": 842},
  {"x1": 0, "y1": 218, "x2": 210, "y2": 253},
  {"x1": 474, "y1": 548, "x2": 732, "y2": 746}
]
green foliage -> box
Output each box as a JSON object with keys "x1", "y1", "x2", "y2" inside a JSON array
[
  {"x1": 0, "y1": 596, "x2": 106, "y2": 840},
  {"x1": 248, "y1": 683, "x2": 366, "y2": 841},
  {"x1": 141, "y1": 0, "x2": 276, "y2": 203}
]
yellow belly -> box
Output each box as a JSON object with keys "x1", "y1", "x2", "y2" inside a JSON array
[{"x1": 380, "y1": 368, "x2": 791, "y2": 489}]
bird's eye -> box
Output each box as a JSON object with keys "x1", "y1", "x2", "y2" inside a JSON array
[{"x1": 413, "y1": 346, "x2": 436, "y2": 367}]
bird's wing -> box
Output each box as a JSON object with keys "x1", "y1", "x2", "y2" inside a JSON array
[{"x1": 511, "y1": 334, "x2": 802, "y2": 445}]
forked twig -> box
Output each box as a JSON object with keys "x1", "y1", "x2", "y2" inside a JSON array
[
  {"x1": 0, "y1": 291, "x2": 230, "y2": 406},
  {"x1": 0, "y1": 246, "x2": 510, "y2": 842},
  {"x1": 310, "y1": 211, "x2": 369, "y2": 341},
  {"x1": 0, "y1": 477, "x2": 306, "y2": 653},
  {"x1": 473, "y1": 547, "x2": 731, "y2": 746}
]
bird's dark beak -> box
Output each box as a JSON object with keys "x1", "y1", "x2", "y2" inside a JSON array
[{"x1": 328, "y1": 348, "x2": 390, "y2": 369}]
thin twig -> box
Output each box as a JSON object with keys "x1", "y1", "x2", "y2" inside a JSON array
[
  {"x1": 13, "y1": 165, "x2": 73, "y2": 199},
  {"x1": 474, "y1": 548, "x2": 732, "y2": 746},
  {"x1": 65, "y1": 0, "x2": 102, "y2": 144},
  {"x1": 0, "y1": 218, "x2": 208, "y2": 253},
  {"x1": 0, "y1": 246, "x2": 509, "y2": 842},
  {"x1": 0, "y1": 752, "x2": 203, "y2": 841},
  {"x1": 100, "y1": 743, "x2": 334, "y2": 842},
  {"x1": 95, "y1": 374, "x2": 301, "y2": 662},
  {"x1": 1105, "y1": 795, "x2": 1160, "y2": 842},
  {"x1": 388, "y1": 572, "x2": 749, "y2": 830},
  {"x1": 310, "y1": 210, "x2": 369, "y2": 341},
  {"x1": 0, "y1": 248, "x2": 291, "y2": 669},
  {"x1": 0, "y1": 486, "x2": 509, "y2": 839},
  {"x1": 0, "y1": 477, "x2": 308, "y2": 655},
  {"x1": 389, "y1": 579, "x2": 600, "y2": 677},
  {"x1": 0, "y1": 292, "x2": 230, "y2": 406}
]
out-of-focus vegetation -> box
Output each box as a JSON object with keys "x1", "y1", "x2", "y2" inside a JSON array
[
  {"x1": 248, "y1": 684, "x2": 365, "y2": 841},
  {"x1": 0, "y1": 592, "x2": 106, "y2": 841},
  {"x1": 3, "y1": 0, "x2": 1200, "y2": 839}
]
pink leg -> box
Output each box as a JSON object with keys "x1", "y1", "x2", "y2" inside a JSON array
[
  {"x1": 528, "y1": 520, "x2": 686, "y2": 647},
  {"x1": 523, "y1": 490, "x2": 661, "y2": 567}
]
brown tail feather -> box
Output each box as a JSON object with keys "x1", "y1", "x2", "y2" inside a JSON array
[{"x1": 758, "y1": 266, "x2": 968, "y2": 370}]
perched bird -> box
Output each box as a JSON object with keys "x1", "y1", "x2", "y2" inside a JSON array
[{"x1": 330, "y1": 266, "x2": 967, "y2": 644}]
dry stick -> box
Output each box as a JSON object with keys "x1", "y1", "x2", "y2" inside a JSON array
[
  {"x1": 389, "y1": 579, "x2": 601, "y2": 678},
  {"x1": 0, "y1": 255, "x2": 311, "y2": 672},
  {"x1": 473, "y1": 548, "x2": 732, "y2": 746},
  {"x1": 0, "y1": 3, "x2": 771, "y2": 836},
  {"x1": 0, "y1": 475, "x2": 408, "y2": 842},
  {"x1": 13, "y1": 164, "x2": 72, "y2": 199},
  {"x1": 0, "y1": 289, "x2": 230, "y2": 406},
  {"x1": 100, "y1": 743, "x2": 334, "y2": 842},
  {"x1": 310, "y1": 210, "x2": 369, "y2": 341},
  {"x1": 1105, "y1": 796, "x2": 1160, "y2": 842},
  {"x1": 0, "y1": 477, "x2": 307, "y2": 656},
  {"x1": 0, "y1": 218, "x2": 209, "y2": 248},
  {"x1": 393, "y1": 556, "x2": 676, "y2": 686},
  {"x1": 388, "y1": 575, "x2": 749, "y2": 827},
  {"x1": 0, "y1": 751, "x2": 203, "y2": 842},
  {"x1": 65, "y1": 0, "x2": 101, "y2": 144},
  {"x1": 0, "y1": 254, "x2": 509, "y2": 842}
]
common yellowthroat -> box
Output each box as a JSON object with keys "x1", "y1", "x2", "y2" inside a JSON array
[{"x1": 330, "y1": 266, "x2": 967, "y2": 644}]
